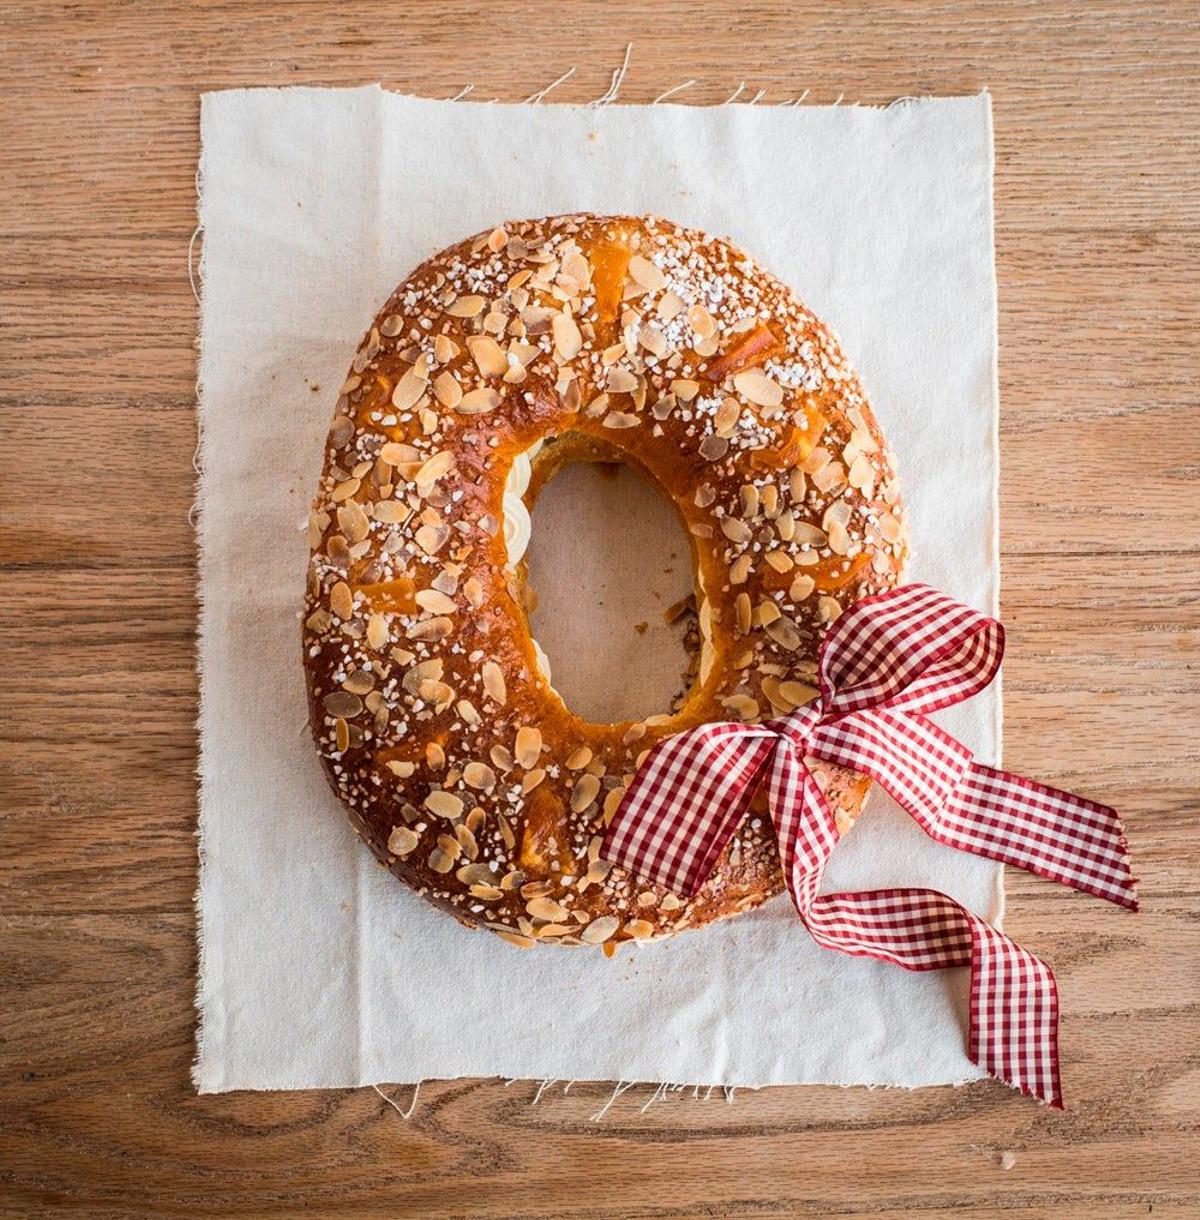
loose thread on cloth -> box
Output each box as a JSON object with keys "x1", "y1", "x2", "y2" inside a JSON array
[
  {"x1": 588, "y1": 42, "x2": 632, "y2": 107},
  {"x1": 524, "y1": 67, "x2": 576, "y2": 104},
  {"x1": 372, "y1": 1081, "x2": 421, "y2": 1120},
  {"x1": 436, "y1": 44, "x2": 896, "y2": 113},
  {"x1": 653, "y1": 80, "x2": 696, "y2": 104}
]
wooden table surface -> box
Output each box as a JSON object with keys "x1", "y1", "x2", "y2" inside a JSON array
[{"x1": 2, "y1": 2, "x2": 1198, "y2": 1216}]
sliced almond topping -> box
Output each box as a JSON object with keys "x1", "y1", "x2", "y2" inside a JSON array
[
  {"x1": 415, "y1": 588, "x2": 456, "y2": 614},
  {"x1": 337, "y1": 501, "x2": 370, "y2": 543},
  {"x1": 606, "y1": 366, "x2": 639, "y2": 394},
  {"x1": 387, "y1": 826, "x2": 419, "y2": 856},
  {"x1": 323, "y1": 691, "x2": 362, "y2": 718},
  {"x1": 432, "y1": 370, "x2": 462, "y2": 409},
  {"x1": 566, "y1": 746, "x2": 593, "y2": 770},
  {"x1": 463, "y1": 577, "x2": 485, "y2": 609},
  {"x1": 328, "y1": 415, "x2": 354, "y2": 448},
  {"x1": 735, "y1": 591, "x2": 752, "y2": 635},
  {"x1": 386, "y1": 760, "x2": 415, "y2": 779},
  {"x1": 463, "y1": 762, "x2": 496, "y2": 791},
  {"x1": 457, "y1": 862, "x2": 492, "y2": 886},
  {"x1": 366, "y1": 613, "x2": 389, "y2": 650},
  {"x1": 434, "y1": 334, "x2": 460, "y2": 362},
  {"x1": 721, "y1": 517, "x2": 753, "y2": 544},
  {"x1": 552, "y1": 312, "x2": 582, "y2": 360},
  {"x1": 520, "y1": 767, "x2": 546, "y2": 793},
  {"x1": 341, "y1": 669, "x2": 375, "y2": 695},
  {"x1": 391, "y1": 368, "x2": 426, "y2": 412},
  {"x1": 446, "y1": 294, "x2": 486, "y2": 318},
  {"x1": 721, "y1": 693, "x2": 759, "y2": 721},
  {"x1": 428, "y1": 847, "x2": 454, "y2": 873},
  {"x1": 330, "y1": 580, "x2": 353, "y2": 620},
  {"x1": 526, "y1": 897, "x2": 568, "y2": 923},
  {"x1": 734, "y1": 369, "x2": 785, "y2": 408},
  {"x1": 827, "y1": 520, "x2": 850, "y2": 556},
  {"x1": 414, "y1": 524, "x2": 447, "y2": 555},
  {"x1": 793, "y1": 522, "x2": 829, "y2": 547},
  {"x1": 481, "y1": 660, "x2": 507, "y2": 705},
  {"x1": 380, "y1": 441, "x2": 419, "y2": 467},
  {"x1": 570, "y1": 774, "x2": 601, "y2": 813},
  {"x1": 468, "y1": 335, "x2": 508, "y2": 378},
  {"x1": 380, "y1": 315, "x2": 404, "y2": 338},
  {"x1": 687, "y1": 304, "x2": 716, "y2": 338},
  {"x1": 779, "y1": 680, "x2": 819, "y2": 708},
  {"x1": 729, "y1": 553, "x2": 753, "y2": 584},
  {"x1": 581, "y1": 915, "x2": 620, "y2": 944},
  {"x1": 699, "y1": 435, "x2": 729, "y2": 462},
  {"x1": 625, "y1": 919, "x2": 655, "y2": 940},
  {"x1": 424, "y1": 791, "x2": 464, "y2": 820},
  {"x1": 373, "y1": 500, "x2": 412, "y2": 525},
  {"x1": 818, "y1": 596, "x2": 842, "y2": 623},
  {"x1": 419, "y1": 678, "x2": 454, "y2": 705},
  {"x1": 415, "y1": 449, "x2": 454, "y2": 488},
  {"x1": 456, "y1": 387, "x2": 501, "y2": 415},
  {"x1": 765, "y1": 615, "x2": 802, "y2": 651},
  {"x1": 760, "y1": 675, "x2": 790, "y2": 713},
  {"x1": 603, "y1": 787, "x2": 626, "y2": 825},
  {"x1": 628, "y1": 254, "x2": 666, "y2": 292},
  {"x1": 639, "y1": 325, "x2": 668, "y2": 357},
  {"x1": 602, "y1": 411, "x2": 640, "y2": 429},
  {"x1": 515, "y1": 726, "x2": 542, "y2": 769},
  {"x1": 490, "y1": 744, "x2": 514, "y2": 772},
  {"x1": 848, "y1": 452, "x2": 875, "y2": 495},
  {"x1": 713, "y1": 399, "x2": 741, "y2": 437},
  {"x1": 672, "y1": 378, "x2": 700, "y2": 402},
  {"x1": 789, "y1": 574, "x2": 816, "y2": 602}
]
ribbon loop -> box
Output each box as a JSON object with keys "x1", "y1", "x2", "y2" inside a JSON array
[
  {"x1": 819, "y1": 584, "x2": 1003, "y2": 718},
  {"x1": 602, "y1": 583, "x2": 1137, "y2": 1108}
]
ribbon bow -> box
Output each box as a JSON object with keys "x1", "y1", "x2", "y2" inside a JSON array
[{"x1": 603, "y1": 584, "x2": 1137, "y2": 1107}]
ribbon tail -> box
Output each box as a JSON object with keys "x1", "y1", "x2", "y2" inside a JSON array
[
  {"x1": 944, "y1": 760, "x2": 1138, "y2": 910},
  {"x1": 811, "y1": 708, "x2": 1138, "y2": 910},
  {"x1": 795, "y1": 886, "x2": 1062, "y2": 1107},
  {"x1": 970, "y1": 913, "x2": 1062, "y2": 1107}
]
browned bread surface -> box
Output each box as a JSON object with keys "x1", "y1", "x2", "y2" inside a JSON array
[{"x1": 303, "y1": 214, "x2": 907, "y2": 948}]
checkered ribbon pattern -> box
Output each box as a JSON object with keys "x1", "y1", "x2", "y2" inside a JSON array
[{"x1": 602, "y1": 584, "x2": 1137, "y2": 1107}]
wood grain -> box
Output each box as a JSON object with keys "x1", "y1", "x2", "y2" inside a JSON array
[{"x1": 1, "y1": 1, "x2": 1197, "y2": 1215}]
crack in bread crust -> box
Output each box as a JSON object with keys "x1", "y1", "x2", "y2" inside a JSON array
[{"x1": 303, "y1": 214, "x2": 907, "y2": 948}]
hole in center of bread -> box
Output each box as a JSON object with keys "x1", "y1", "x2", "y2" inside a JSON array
[{"x1": 524, "y1": 459, "x2": 696, "y2": 726}]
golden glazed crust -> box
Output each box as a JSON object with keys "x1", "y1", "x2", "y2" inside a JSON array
[{"x1": 303, "y1": 214, "x2": 907, "y2": 949}]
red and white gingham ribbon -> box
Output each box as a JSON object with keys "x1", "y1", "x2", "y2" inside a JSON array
[{"x1": 603, "y1": 584, "x2": 1137, "y2": 1107}]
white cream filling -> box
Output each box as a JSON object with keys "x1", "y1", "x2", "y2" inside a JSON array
[{"x1": 502, "y1": 441, "x2": 552, "y2": 684}]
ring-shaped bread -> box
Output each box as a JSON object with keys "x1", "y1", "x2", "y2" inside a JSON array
[{"x1": 304, "y1": 214, "x2": 907, "y2": 948}]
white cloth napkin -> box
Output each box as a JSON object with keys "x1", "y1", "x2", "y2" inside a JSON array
[{"x1": 194, "y1": 86, "x2": 1001, "y2": 1093}]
